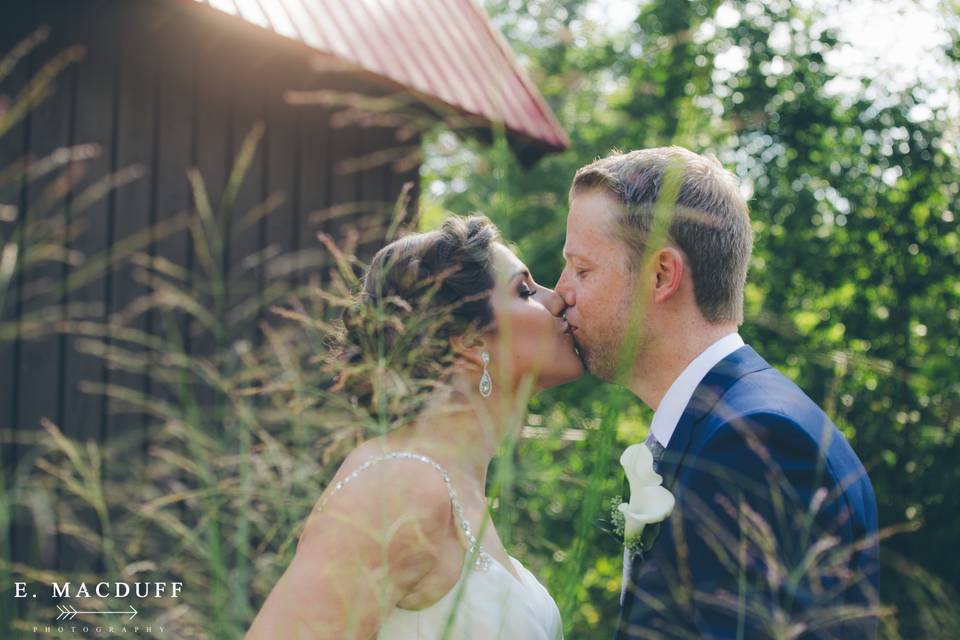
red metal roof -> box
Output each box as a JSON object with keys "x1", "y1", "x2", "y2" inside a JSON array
[{"x1": 190, "y1": 0, "x2": 569, "y2": 154}]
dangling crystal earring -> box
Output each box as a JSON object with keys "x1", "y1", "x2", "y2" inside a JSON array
[{"x1": 479, "y1": 352, "x2": 492, "y2": 397}]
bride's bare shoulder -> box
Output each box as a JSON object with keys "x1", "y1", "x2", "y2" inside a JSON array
[
  {"x1": 252, "y1": 443, "x2": 457, "y2": 636},
  {"x1": 303, "y1": 441, "x2": 454, "y2": 541}
]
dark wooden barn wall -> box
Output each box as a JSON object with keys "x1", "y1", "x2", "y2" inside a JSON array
[{"x1": 0, "y1": 0, "x2": 420, "y2": 574}]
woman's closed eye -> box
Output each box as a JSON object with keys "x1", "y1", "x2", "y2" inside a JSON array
[{"x1": 519, "y1": 283, "x2": 537, "y2": 298}]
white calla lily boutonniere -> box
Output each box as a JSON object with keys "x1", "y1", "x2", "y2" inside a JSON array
[{"x1": 612, "y1": 443, "x2": 676, "y2": 555}]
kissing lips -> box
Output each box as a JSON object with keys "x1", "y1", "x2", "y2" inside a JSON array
[
  {"x1": 561, "y1": 312, "x2": 577, "y2": 336},
  {"x1": 560, "y1": 318, "x2": 584, "y2": 359}
]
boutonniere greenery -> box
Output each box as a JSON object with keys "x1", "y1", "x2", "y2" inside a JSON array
[{"x1": 610, "y1": 443, "x2": 675, "y2": 555}]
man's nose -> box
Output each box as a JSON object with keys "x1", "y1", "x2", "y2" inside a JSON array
[{"x1": 554, "y1": 270, "x2": 575, "y2": 308}]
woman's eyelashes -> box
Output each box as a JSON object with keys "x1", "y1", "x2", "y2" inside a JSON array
[{"x1": 519, "y1": 282, "x2": 537, "y2": 298}]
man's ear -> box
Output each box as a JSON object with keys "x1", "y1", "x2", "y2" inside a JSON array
[
  {"x1": 653, "y1": 247, "x2": 685, "y2": 303},
  {"x1": 450, "y1": 333, "x2": 488, "y2": 370}
]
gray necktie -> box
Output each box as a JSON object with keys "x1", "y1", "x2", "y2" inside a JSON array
[{"x1": 644, "y1": 431, "x2": 666, "y2": 472}]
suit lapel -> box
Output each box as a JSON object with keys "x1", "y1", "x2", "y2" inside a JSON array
[
  {"x1": 621, "y1": 346, "x2": 772, "y2": 623},
  {"x1": 657, "y1": 345, "x2": 771, "y2": 492}
]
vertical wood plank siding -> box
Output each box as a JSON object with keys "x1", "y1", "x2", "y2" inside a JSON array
[
  {"x1": 0, "y1": 0, "x2": 421, "y2": 573},
  {"x1": 0, "y1": 11, "x2": 30, "y2": 617}
]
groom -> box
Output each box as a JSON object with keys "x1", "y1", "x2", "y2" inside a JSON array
[{"x1": 555, "y1": 147, "x2": 879, "y2": 639}]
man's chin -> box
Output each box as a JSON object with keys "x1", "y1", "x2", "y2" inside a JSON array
[
  {"x1": 573, "y1": 339, "x2": 619, "y2": 381},
  {"x1": 578, "y1": 347, "x2": 621, "y2": 383},
  {"x1": 572, "y1": 341, "x2": 588, "y2": 368},
  {"x1": 575, "y1": 345, "x2": 606, "y2": 380}
]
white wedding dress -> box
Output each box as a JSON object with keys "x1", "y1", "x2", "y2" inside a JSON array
[{"x1": 323, "y1": 452, "x2": 564, "y2": 640}]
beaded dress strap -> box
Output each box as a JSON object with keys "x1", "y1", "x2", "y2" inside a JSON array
[{"x1": 319, "y1": 452, "x2": 492, "y2": 572}]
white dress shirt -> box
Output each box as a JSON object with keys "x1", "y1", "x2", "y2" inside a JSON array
[{"x1": 649, "y1": 332, "x2": 745, "y2": 448}]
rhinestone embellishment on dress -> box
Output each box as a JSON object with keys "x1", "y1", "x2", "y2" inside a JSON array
[{"x1": 320, "y1": 452, "x2": 492, "y2": 572}]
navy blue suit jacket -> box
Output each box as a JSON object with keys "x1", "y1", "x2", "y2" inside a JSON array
[{"x1": 616, "y1": 345, "x2": 879, "y2": 639}]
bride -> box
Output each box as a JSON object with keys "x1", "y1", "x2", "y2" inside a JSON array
[{"x1": 246, "y1": 215, "x2": 582, "y2": 639}]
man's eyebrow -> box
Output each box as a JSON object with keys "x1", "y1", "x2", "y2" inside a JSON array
[{"x1": 562, "y1": 250, "x2": 593, "y2": 263}]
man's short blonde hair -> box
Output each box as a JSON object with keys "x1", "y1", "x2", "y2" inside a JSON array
[{"x1": 571, "y1": 146, "x2": 752, "y2": 324}]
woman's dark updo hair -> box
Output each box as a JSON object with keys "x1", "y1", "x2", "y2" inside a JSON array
[
  {"x1": 335, "y1": 215, "x2": 501, "y2": 423},
  {"x1": 363, "y1": 214, "x2": 500, "y2": 333}
]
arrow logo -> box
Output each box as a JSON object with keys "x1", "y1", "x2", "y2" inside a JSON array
[{"x1": 56, "y1": 604, "x2": 138, "y2": 621}]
